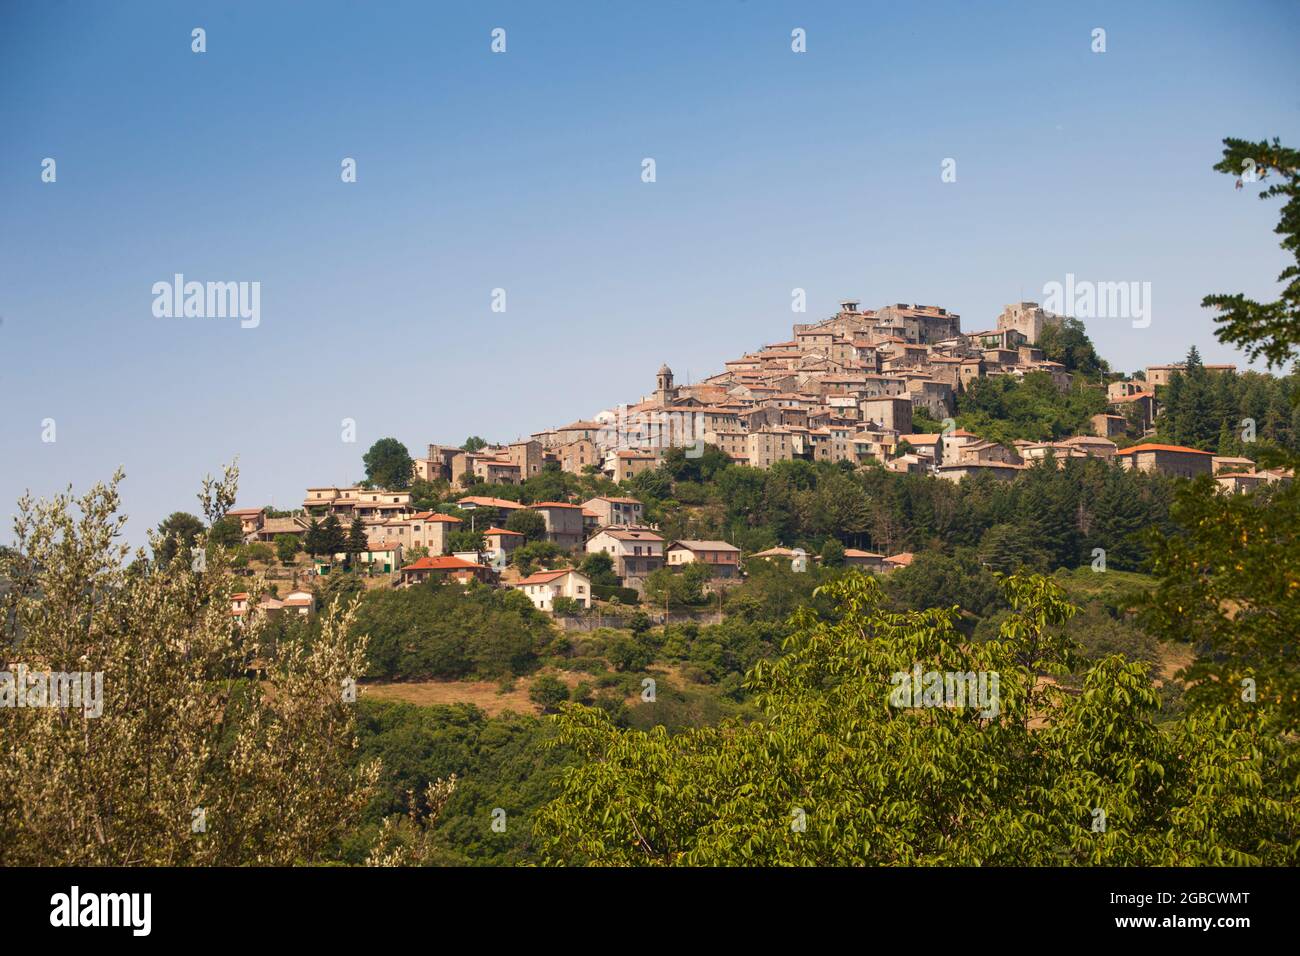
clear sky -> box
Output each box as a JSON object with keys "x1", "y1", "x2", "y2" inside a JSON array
[{"x1": 2, "y1": 0, "x2": 1298, "y2": 547}]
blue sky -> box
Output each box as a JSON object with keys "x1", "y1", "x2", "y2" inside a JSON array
[{"x1": 2, "y1": 0, "x2": 1298, "y2": 547}]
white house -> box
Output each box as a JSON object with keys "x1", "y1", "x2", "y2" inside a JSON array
[{"x1": 513, "y1": 569, "x2": 592, "y2": 612}]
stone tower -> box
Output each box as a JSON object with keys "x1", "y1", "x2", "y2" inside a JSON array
[
  {"x1": 656, "y1": 363, "x2": 676, "y2": 405},
  {"x1": 996, "y1": 302, "x2": 1047, "y2": 344}
]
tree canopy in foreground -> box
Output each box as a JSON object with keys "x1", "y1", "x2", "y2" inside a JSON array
[
  {"x1": 534, "y1": 572, "x2": 1298, "y2": 865},
  {"x1": 0, "y1": 466, "x2": 378, "y2": 865}
]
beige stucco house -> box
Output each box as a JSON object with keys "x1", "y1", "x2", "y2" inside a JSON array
[{"x1": 514, "y1": 569, "x2": 592, "y2": 611}]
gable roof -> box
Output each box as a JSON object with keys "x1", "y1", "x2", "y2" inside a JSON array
[
  {"x1": 594, "y1": 528, "x2": 664, "y2": 543},
  {"x1": 454, "y1": 496, "x2": 525, "y2": 510},
  {"x1": 515, "y1": 568, "x2": 584, "y2": 586},
  {"x1": 751, "y1": 547, "x2": 798, "y2": 558},
  {"x1": 410, "y1": 511, "x2": 463, "y2": 523},
  {"x1": 402, "y1": 556, "x2": 486, "y2": 572},
  {"x1": 668, "y1": 540, "x2": 741, "y2": 553},
  {"x1": 1115, "y1": 443, "x2": 1214, "y2": 456}
]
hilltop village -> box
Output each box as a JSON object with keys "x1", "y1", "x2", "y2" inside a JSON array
[{"x1": 226, "y1": 298, "x2": 1290, "y2": 615}]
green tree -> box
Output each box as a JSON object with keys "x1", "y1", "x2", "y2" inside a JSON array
[
  {"x1": 552, "y1": 596, "x2": 583, "y2": 617},
  {"x1": 347, "y1": 517, "x2": 369, "y2": 570},
  {"x1": 447, "y1": 528, "x2": 485, "y2": 553},
  {"x1": 275, "y1": 533, "x2": 301, "y2": 566},
  {"x1": 978, "y1": 523, "x2": 1043, "y2": 573},
  {"x1": 304, "y1": 518, "x2": 325, "y2": 559},
  {"x1": 885, "y1": 550, "x2": 1001, "y2": 620},
  {"x1": 321, "y1": 515, "x2": 347, "y2": 563},
  {"x1": 505, "y1": 508, "x2": 547, "y2": 542},
  {"x1": 154, "y1": 511, "x2": 204, "y2": 567},
  {"x1": 316, "y1": 569, "x2": 365, "y2": 610},
  {"x1": 408, "y1": 478, "x2": 445, "y2": 511},
  {"x1": 579, "y1": 551, "x2": 619, "y2": 587},
  {"x1": 606, "y1": 634, "x2": 654, "y2": 673},
  {"x1": 209, "y1": 515, "x2": 243, "y2": 548},
  {"x1": 0, "y1": 465, "x2": 379, "y2": 865},
  {"x1": 529, "y1": 675, "x2": 571, "y2": 714},
  {"x1": 628, "y1": 467, "x2": 674, "y2": 501},
  {"x1": 462, "y1": 436, "x2": 488, "y2": 452},
  {"x1": 1140, "y1": 136, "x2": 1300, "y2": 734},
  {"x1": 363, "y1": 438, "x2": 414, "y2": 490},
  {"x1": 1037, "y1": 316, "x2": 1110, "y2": 377},
  {"x1": 534, "y1": 572, "x2": 1297, "y2": 865},
  {"x1": 1144, "y1": 476, "x2": 1300, "y2": 732},
  {"x1": 512, "y1": 541, "x2": 564, "y2": 576},
  {"x1": 819, "y1": 538, "x2": 845, "y2": 567},
  {"x1": 1202, "y1": 137, "x2": 1300, "y2": 369}
]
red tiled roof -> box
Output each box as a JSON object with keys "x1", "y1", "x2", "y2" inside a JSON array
[
  {"x1": 409, "y1": 510, "x2": 463, "y2": 523},
  {"x1": 532, "y1": 501, "x2": 582, "y2": 509},
  {"x1": 484, "y1": 527, "x2": 523, "y2": 536},
  {"x1": 1115, "y1": 443, "x2": 1214, "y2": 456},
  {"x1": 402, "y1": 556, "x2": 486, "y2": 572},
  {"x1": 1109, "y1": 391, "x2": 1155, "y2": 403}
]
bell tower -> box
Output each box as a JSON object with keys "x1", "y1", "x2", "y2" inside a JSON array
[{"x1": 656, "y1": 363, "x2": 675, "y2": 405}]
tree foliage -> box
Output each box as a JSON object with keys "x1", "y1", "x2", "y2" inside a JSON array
[
  {"x1": 534, "y1": 572, "x2": 1298, "y2": 865},
  {"x1": 0, "y1": 466, "x2": 378, "y2": 865},
  {"x1": 1203, "y1": 137, "x2": 1300, "y2": 369},
  {"x1": 955, "y1": 372, "x2": 1108, "y2": 445},
  {"x1": 363, "y1": 438, "x2": 414, "y2": 491},
  {"x1": 504, "y1": 508, "x2": 546, "y2": 542}
]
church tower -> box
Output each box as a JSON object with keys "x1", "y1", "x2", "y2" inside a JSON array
[{"x1": 656, "y1": 363, "x2": 676, "y2": 405}]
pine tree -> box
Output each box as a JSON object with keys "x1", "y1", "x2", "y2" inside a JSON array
[
  {"x1": 1090, "y1": 472, "x2": 1148, "y2": 570},
  {"x1": 321, "y1": 515, "x2": 346, "y2": 564},
  {"x1": 346, "y1": 517, "x2": 368, "y2": 571},
  {"x1": 304, "y1": 517, "x2": 324, "y2": 558}
]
